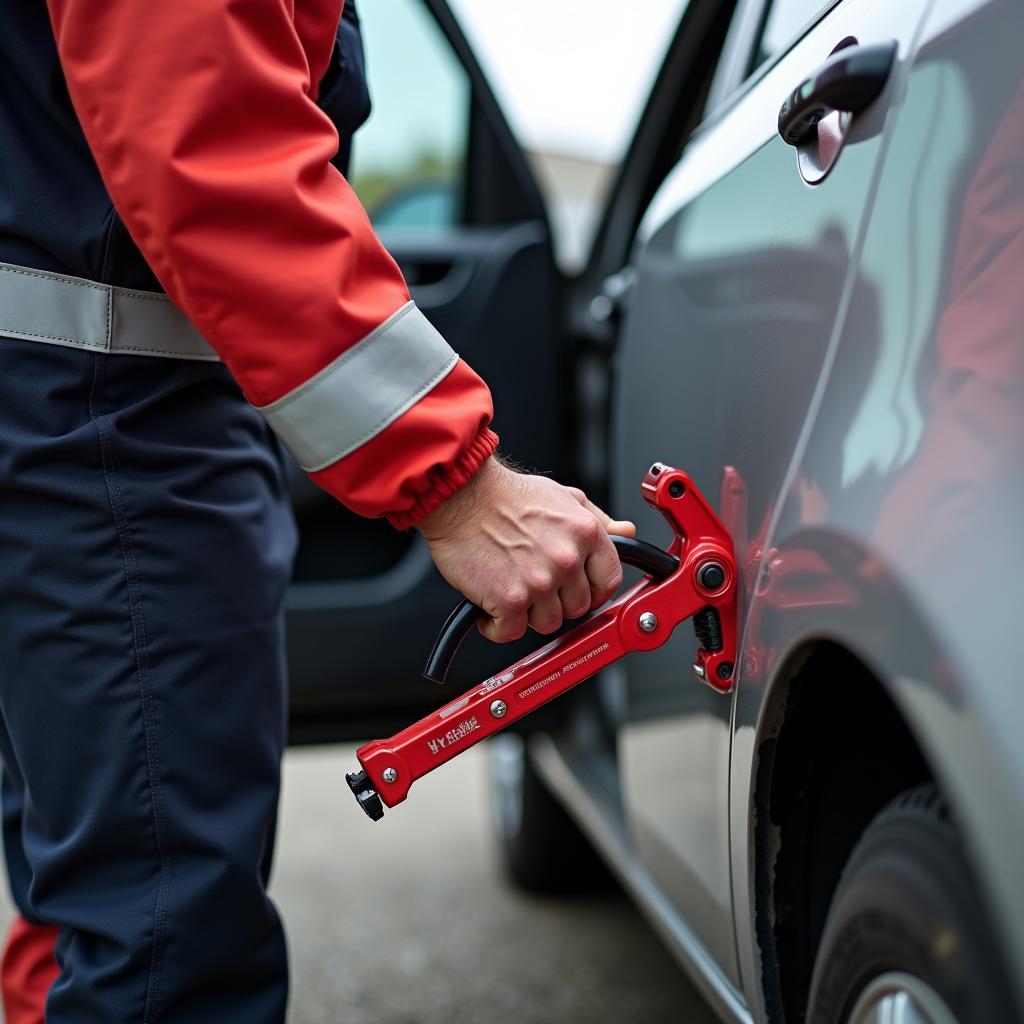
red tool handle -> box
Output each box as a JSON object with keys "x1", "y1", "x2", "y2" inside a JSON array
[
  {"x1": 422, "y1": 535, "x2": 681, "y2": 684},
  {"x1": 346, "y1": 463, "x2": 738, "y2": 821}
]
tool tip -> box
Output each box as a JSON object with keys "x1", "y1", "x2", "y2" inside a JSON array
[{"x1": 345, "y1": 770, "x2": 385, "y2": 821}]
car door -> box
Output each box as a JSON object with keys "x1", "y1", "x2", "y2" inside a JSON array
[
  {"x1": 286, "y1": 0, "x2": 566, "y2": 742},
  {"x1": 609, "y1": 0, "x2": 932, "y2": 994}
]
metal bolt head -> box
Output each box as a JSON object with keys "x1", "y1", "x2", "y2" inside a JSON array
[
  {"x1": 716, "y1": 662, "x2": 734, "y2": 682},
  {"x1": 638, "y1": 611, "x2": 658, "y2": 633},
  {"x1": 490, "y1": 699, "x2": 508, "y2": 719},
  {"x1": 381, "y1": 767, "x2": 398, "y2": 784},
  {"x1": 698, "y1": 561, "x2": 726, "y2": 591}
]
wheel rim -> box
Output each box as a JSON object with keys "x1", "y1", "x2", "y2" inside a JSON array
[{"x1": 847, "y1": 972, "x2": 960, "y2": 1024}]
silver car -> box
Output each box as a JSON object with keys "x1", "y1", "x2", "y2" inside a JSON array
[{"x1": 291, "y1": 0, "x2": 1024, "y2": 1021}]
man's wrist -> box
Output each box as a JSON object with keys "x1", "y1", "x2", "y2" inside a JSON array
[{"x1": 419, "y1": 455, "x2": 503, "y2": 541}]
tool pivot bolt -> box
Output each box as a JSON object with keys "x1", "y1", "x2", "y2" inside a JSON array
[
  {"x1": 638, "y1": 611, "x2": 658, "y2": 633},
  {"x1": 381, "y1": 767, "x2": 398, "y2": 784},
  {"x1": 490, "y1": 699, "x2": 508, "y2": 719},
  {"x1": 698, "y1": 562, "x2": 726, "y2": 591},
  {"x1": 716, "y1": 662, "x2": 734, "y2": 682}
]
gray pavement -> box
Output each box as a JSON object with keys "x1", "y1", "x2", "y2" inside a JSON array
[{"x1": 0, "y1": 744, "x2": 719, "y2": 1023}]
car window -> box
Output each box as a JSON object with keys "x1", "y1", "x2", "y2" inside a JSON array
[
  {"x1": 350, "y1": 0, "x2": 470, "y2": 230},
  {"x1": 753, "y1": 0, "x2": 833, "y2": 70}
]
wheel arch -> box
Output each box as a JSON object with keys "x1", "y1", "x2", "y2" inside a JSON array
[
  {"x1": 727, "y1": 522, "x2": 1024, "y2": 1021},
  {"x1": 749, "y1": 638, "x2": 934, "y2": 1022}
]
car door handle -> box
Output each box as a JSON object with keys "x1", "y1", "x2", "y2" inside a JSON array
[{"x1": 778, "y1": 40, "x2": 897, "y2": 146}]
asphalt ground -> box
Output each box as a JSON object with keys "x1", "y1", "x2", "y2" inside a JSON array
[{"x1": 0, "y1": 744, "x2": 719, "y2": 1023}]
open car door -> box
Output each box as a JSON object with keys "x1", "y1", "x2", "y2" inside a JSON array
[{"x1": 286, "y1": 0, "x2": 564, "y2": 742}]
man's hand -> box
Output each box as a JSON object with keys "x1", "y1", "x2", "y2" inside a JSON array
[{"x1": 419, "y1": 457, "x2": 636, "y2": 643}]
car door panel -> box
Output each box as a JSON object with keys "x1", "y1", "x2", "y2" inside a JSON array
[
  {"x1": 389, "y1": 224, "x2": 560, "y2": 475},
  {"x1": 729, "y1": 0, "x2": 1024, "y2": 1012},
  {"x1": 612, "y1": 0, "x2": 931, "y2": 991}
]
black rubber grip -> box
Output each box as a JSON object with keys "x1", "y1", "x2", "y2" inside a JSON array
[{"x1": 422, "y1": 535, "x2": 680, "y2": 684}]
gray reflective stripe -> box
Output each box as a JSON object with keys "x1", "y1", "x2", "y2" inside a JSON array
[
  {"x1": 0, "y1": 261, "x2": 218, "y2": 361},
  {"x1": 259, "y1": 302, "x2": 458, "y2": 471}
]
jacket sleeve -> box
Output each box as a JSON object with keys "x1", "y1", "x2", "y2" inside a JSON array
[{"x1": 45, "y1": 0, "x2": 498, "y2": 529}]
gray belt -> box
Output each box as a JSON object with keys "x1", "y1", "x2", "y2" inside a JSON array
[{"x1": 0, "y1": 260, "x2": 219, "y2": 362}]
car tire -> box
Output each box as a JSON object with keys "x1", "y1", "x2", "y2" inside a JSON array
[
  {"x1": 807, "y1": 784, "x2": 1016, "y2": 1024},
  {"x1": 489, "y1": 734, "x2": 609, "y2": 894}
]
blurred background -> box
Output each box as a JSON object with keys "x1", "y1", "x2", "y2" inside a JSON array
[{"x1": 349, "y1": 0, "x2": 687, "y2": 269}]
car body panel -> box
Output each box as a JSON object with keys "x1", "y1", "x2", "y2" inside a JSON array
[
  {"x1": 730, "y1": 0, "x2": 1024, "y2": 1014},
  {"x1": 613, "y1": 0, "x2": 931, "y2": 995},
  {"x1": 530, "y1": 731, "x2": 755, "y2": 1024}
]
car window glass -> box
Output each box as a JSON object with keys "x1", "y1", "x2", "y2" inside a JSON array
[
  {"x1": 351, "y1": 0, "x2": 470, "y2": 230},
  {"x1": 753, "y1": 0, "x2": 832, "y2": 70}
]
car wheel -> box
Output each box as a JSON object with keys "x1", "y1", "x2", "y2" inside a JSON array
[
  {"x1": 489, "y1": 734, "x2": 609, "y2": 894},
  {"x1": 807, "y1": 784, "x2": 1016, "y2": 1023}
]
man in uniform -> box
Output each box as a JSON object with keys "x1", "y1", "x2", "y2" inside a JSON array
[{"x1": 0, "y1": 1, "x2": 633, "y2": 1020}]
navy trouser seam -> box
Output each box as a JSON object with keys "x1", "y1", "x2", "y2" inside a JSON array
[{"x1": 88, "y1": 355, "x2": 174, "y2": 1024}]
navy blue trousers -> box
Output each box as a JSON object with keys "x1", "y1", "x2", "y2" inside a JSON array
[{"x1": 0, "y1": 336, "x2": 297, "y2": 1021}]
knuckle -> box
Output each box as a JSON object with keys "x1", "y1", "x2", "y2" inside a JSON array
[
  {"x1": 489, "y1": 585, "x2": 528, "y2": 614},
  {"x1": 525, "y1": 569, "x2": 555, "y2": 595},
  {"x1": 573, "y1": 514, "x2": 602, "y2": 545},
  {"x1": 551, "y1": 545, "x2": 581, "y2": 575},
  {"x1": 498, "y1": 585, "x2": 530, "y2": 615},
  {"x1": 488, "y1": 618, "x2": 524, "y2": 643}
]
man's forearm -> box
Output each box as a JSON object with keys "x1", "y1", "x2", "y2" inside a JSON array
[{"x1": 46, "y1": 0, "x2": 496, "y2": 524}]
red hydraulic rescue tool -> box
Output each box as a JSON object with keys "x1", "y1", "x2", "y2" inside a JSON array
[{"x1": 346, "y1": 463, "x2": 738, "y2": 821}]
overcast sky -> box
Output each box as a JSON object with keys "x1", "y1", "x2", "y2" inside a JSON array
[
  {"x1": 353, "y1": 0, "x2": 687, "y2": 177},
  {"x1": 441, "y1": 0, "x2": 687, "y2": 163}
]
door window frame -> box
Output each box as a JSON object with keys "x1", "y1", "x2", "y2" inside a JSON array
[{"x1": 704, "y1": 0, "x2": 845, "y2": 123}]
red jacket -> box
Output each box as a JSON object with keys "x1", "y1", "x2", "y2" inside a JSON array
[{"x1": 45, "y1": 0, "x2": 498, "y2": 528}]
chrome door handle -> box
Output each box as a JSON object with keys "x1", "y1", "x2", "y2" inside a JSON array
[{"x1": 778, "y1": 41, "x2": 897, "y2": 146}]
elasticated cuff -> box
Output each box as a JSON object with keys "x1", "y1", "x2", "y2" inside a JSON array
[{"x1": 386, "y1": 427, "x2": 499, "y2": 530}]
